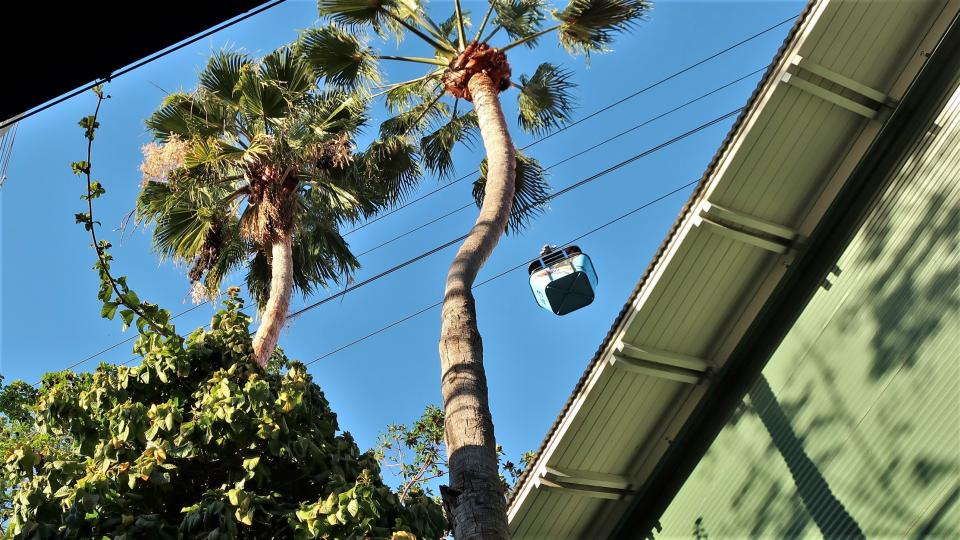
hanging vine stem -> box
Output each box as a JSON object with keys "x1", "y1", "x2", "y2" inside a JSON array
[{"x1": 73, "y1": 86, "x2": 178, "y2": 340}]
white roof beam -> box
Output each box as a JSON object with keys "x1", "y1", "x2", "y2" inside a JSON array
[
  {"x1": 609, "y1": 354, "x2": 703, "y2": 384},
  {"x1": 535, "y1": 467, "x2": 636, "y2": 500},
  {"x1": 543, "y1": 466, "x2": 634, "y2": 490},
  {"x1": 615, "y1": 342, "x2": 712, "y2": 372},
  {"x1": 700, "y1": 202, "x2": 797, "y2": 241},
  {"x1": 781, "y1": 55, "x2": 893, "y2": 119},
  {"x1": 693, "y1": 216, "x2": 791, "y2": 253}
]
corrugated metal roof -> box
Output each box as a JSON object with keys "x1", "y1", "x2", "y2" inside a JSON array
[{"x1": 507, "y1": 1, "x2": 960, "y2": 538}]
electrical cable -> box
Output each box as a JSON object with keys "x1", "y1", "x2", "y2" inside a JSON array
[
  {"x1": 303, "y1": 177, "x2": 701, "y2": 366},
  {"x1": 27, "y1": 13, "x2": 795, "y2": 380},
  {"x1": 354, "y1": 66, "x2": 767, "y2": 259},
  {"x1": 343, "y1": 14, "x2": 797, "y2": 236},
  {"x1": 286, "y1": 107, "x2": 742, "y2": 320},
  {"x1": 31, "y1": 104, "x2": 741, "y2": 387}
]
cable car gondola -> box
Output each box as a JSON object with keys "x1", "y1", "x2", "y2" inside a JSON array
[{"x1": 528, "y1": 244, "x2": 598, "y2": 316}]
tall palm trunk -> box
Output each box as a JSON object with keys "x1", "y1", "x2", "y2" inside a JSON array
[
  {"x1": 749, "y1": 375, "x2": 865, "y2": 539},
  {"x1": 252, "y1": 235, "x2": 294, "y2": 366},
  {"x1": 438, "y1": 72, "x2": 515, "y2": 540}
]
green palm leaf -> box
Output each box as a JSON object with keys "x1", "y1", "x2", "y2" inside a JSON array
[
  {"x1": 438, "y1": 10, "x2": 472, "y2": 44},
  {"x1": 556, "y1": 0, "x2": 650, "y2": 54},
  {"x1": 293, "y1": 212, "x2": 360, "y2": 293},
  {"x1": 495, "y1": 0, "x2": 547, "y2": 46},
  {"x1": 380, "y1": 90, "x2": 449, "y2": 137},
  {"x1": 261, "y1": 47, "x2": 313, "y2": 98},
  {"x1": 361, "y1": 136, "x2": 422, "y2": 206},
  {"x1": 298, "y1": 26, "x2": 379, "y2": 89},
  {"x1": 146, "y1": 93, "x2": 226, "y2": 142},
  {"x1": 137, "y1": 181, "x2": 220, "y2": 261},
  {"x1": 201, "y1": 221, "x2": 247, "y2": 292},
  {"x1": 421, "y1": 111, "x2": 479, "y2": 179},
  {"x1": 517, "y1": 63, "x2": 576, "y2": 135},
  {"x1": 472, "y1": 150, "x2": 550, "y2": 233},
  {"x1": 198, "y1": 51, "x2": 250, "y2": 105},
  {"x1": 318, "y1": 0, "x2": 397, "y2": 32}
]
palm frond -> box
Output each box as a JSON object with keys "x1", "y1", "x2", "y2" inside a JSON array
[
  {"x1": 296, "y1": 89, "x2": 369, "y2": 139},
  {"x1": 494, "y1": 0, "x2": 547, "y2": 47},
  {"x1": 237, "y1": 64, "x2": 269, "y2": 122},
  {"x1": 384, "y1": 76, "x2": 441, "y2": 113},
  {"x1": 246, "y1": 249, "x2": 272, "y2": 308},
  {"x1": 438, "y1": 10, "x2": 473, "y2": 44},
  {"x1": 146, "y1": 93, "x2": 227, "y2": 142},
  {"x1": 201, "y1": 220, "x2": 247, "y2": 293},
  {"x1": 420, "y1": 111, "x2": 479, "y2": 179},
  {"x1": 261, "y1": 47, "x2": 313, "y2": 98},
  {"x1": 293, "y1": 212, "x2": 360, "y2": 293},
  {"x1": 246, "y1": 217, "x2": 360, "y2": 307},
  {"x1": 517, "y1": 63, "x2": 576, "y2": 135},
  {"x1": 380, "y1": 90, "x2": 449, "y2": 137},
  {"x1": 318, "y1": 0, "x2": 396, "y2": 32},
  {"x1": 473, "y1": 150, "x2": 550, "y2": 233},
  {"x1": 303, "y1": 176, "x2": 369, "y2": 219},
  {"x1": 137, "y1": 181, "x2": 222, "y2": 261},
  {"x1": 298, "y1": 26, "x2": 380, "y2": 89},
  {"x1": 198, "y1": 51, "x2": 250, "y2": 105},
  {"x1": 555, "y1": 0, "x2": 650, "y2": 55},
  {"x1": 361, "y1": 136, "x2": 422, "y2": 207}
]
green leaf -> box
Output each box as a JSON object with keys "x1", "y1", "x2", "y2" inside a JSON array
[
  {"x1": 101, "y1": 302, "x2": 119, "y2": 320},
  {"x1": 360, "y1": 137, "x2": 422, "y2": 207},
  {"x1": 347, "y1": 499, "x2": 359, "y2": 517},
  {"x1": 120, "y1": 309, "x2": 135, "y2": 331},
  {"x1": 379, "y1": 90, "x2": 448, "y2": 137},
  {"x1": 320, "y1": 492, "x2": 336, "y2": 514},
  {"x1": 71, "y1": 161, "x2": 90, "y2": 176}
]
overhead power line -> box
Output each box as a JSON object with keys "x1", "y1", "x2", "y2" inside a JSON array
[
  {"x1": 0, "y1": 0, "x2": 289, "y2": 132},
  {"x1": 343, "y1": 14, "x2": 797, "y2": 236},
  {"x1": 285, "y1": 107, "x2": 742, "y2": 321},
  {"x1": 30, "y1": 13, "x2": 796, "y2": 381},
  {"x1": 355, "y1": 65, "x2": 766, "y2": 259},
  {"x1": 304, "y1": 177, "x2": 702, "y2": 366},
  {"x1": 33, "y1": 104, "x2": 740, "y2": 386}
]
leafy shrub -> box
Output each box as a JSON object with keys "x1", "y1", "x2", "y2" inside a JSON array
[{"x1": 3, "y1": 290, "x2": 445, "y2": 539}]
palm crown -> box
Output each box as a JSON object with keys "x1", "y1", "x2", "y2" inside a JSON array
[{"x1": 137, "y1": 48, "x2": 385, "y2": 306}]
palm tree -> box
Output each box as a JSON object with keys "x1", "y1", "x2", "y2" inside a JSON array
[
  {"x1": 137, "y1": 48, "x2": 399, "y2": 366},
  {"x1": 749, "y1": 375, "x2": 865, "y2": 539},
  {"x1": 301, "y1": 1, "x2": 649, "y2": 537}
]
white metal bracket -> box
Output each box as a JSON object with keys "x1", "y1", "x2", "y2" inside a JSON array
[
  {"x1": 535, "y1": 466, "x2": 635, "y2": 499},
  {"x1": 609, "y1": 342, "x2": 710, "y2": 384},
  {"x1": 781, "y1": 55, "x2": 895, "y2": 119},
  {"x1": 693, "y1": 202, "x2": 796, "y2": 254}
]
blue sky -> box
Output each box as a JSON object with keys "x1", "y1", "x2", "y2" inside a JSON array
[{"x1": 0, "y1": 0, "x2": 801, "y2": 485}]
